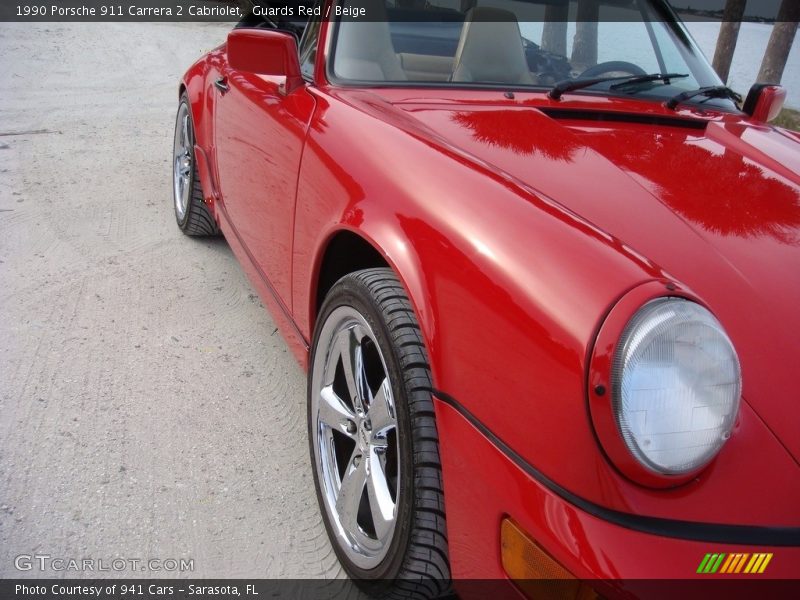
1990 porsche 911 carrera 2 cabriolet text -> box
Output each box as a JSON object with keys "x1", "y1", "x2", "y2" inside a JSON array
[{"x1": 173, "y1": 0, "x2": 800, "y2": 596}]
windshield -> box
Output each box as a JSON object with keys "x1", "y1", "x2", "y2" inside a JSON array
[{"x1": 330, "y1": 0, "x2": 735, "y2": 108}]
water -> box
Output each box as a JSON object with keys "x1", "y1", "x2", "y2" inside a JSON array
[
  {"x1": 518, "y1": 18, "x2": 798, "y2": 109},
  {"x1": 685, "y1": 21, "x2": 800, "y2": 109}
]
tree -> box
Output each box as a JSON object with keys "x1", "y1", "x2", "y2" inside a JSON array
[
  {"x1": 571, "y1": 0, "x2": 599, "y2": 71},
  {"x1": 712, "y1": 0, "x2": 747, "y2": 83},
  {"x1": 542, "y1": 2, "x2": 570, "y2": 57},
  {"x1": 757, "y1": 0, "x2": 800, "y2": 84}
]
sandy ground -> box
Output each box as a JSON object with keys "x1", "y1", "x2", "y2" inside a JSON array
[{"x1": 0, "y1": 22, "x2": 350, "y2": 581}]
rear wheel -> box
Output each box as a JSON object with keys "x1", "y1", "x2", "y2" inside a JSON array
[
  {"x1": 309, "y1": 268, "x2": 450, "y2": 598},
  {"x1": 172, "y1": 95, "x2": 219, "y2": 236}
]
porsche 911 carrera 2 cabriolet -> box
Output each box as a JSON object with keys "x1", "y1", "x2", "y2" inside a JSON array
[{"x1": 173, "y1": 0, "x2": 800, "y2": 596}]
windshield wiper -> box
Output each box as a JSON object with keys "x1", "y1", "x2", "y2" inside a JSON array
[
  {"x1": 665, "y1": 86, "x2": 742, "y2": 109},
  {"x1": 610, "y1": 73, "x2": 689, "y2": 90},
  {"x1": 548, "y1": 73, "x2": 689, "y2": 100}
]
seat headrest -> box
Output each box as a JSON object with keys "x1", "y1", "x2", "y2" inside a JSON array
[
  {"x1": 451, "y1": 7, "x2": 535, "y2": 85},
  {"x1": 334, "y1": 20, "x2": 407, "y2": 81},
  {"x1": 333, "y1": 1, "x2": 407, "y2": 82}
]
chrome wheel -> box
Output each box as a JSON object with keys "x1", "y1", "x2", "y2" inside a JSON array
[
  {"x1": 311, "y1": 306, "x2": 400, "y2": 570},
  {"x1": 172, "y1": 103, "x2": 192, "y2": 222}
]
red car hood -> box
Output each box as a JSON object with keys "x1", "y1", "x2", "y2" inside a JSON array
[{"x1": 391, "y1": 98, "x2": 800, "y2": 464}]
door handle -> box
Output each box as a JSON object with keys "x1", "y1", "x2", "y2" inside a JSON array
[{"x1": 214, "y1": 77, "x2": 229, "y2": 94}]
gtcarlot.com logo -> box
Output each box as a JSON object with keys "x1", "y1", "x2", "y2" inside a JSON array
[
  {"x1": 697, "y1": 552, "x2": 773, "y2": 574},
  {"x1": 14, "y1": 554, "x2": 194, "y2": 573}
]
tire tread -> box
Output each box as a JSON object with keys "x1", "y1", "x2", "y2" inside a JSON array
[{"x1": 343, "y1": 268, "x2": 451, "y2": 599}]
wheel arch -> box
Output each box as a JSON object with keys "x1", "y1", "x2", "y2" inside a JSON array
[
  {"x1": 179, "y1": 54, "x2": 214, "y2": 148},
  {"x1": 178, "y1": 58, "x2": 221, "y2": 219},
  {"x1": 313, "y1": 230, "x2": 389, "y2": 316},
  {"x1": 306, "y1": 225, "x2": 439, "y2": 384}
]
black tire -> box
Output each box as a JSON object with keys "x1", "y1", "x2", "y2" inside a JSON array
[
  {"x1": 309, "y1": 268, "x2": 451, "y2": 599},
  {"x1": 173, "y1": 94, "x2": 219, "y2": 236}
]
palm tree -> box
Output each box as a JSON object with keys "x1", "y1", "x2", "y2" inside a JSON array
[
  {"x1": 451, "y1": 110, "x2": 581, "y2": 162},
  {"x1": 712, "y1": 0, "x2": 747, "y2": 83},
  {"x1": 571, "y1": 0, "x2": 599, "y2": 72},
  {"x1": 757, "y1": 0, "x2": 800, "y2": 84},
  {"x1": 542, "y1": 2, "x2": 569, "y2": 57}
]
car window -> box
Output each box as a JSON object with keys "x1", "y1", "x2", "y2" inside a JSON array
[{"x1": 330, "y1": 0, "x2": 727, "y2": 107}]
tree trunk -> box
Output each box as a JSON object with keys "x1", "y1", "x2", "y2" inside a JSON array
[
  {"x1": 572, "y1": 0, "x2": 599, "y2": 72},
  {"x1": 542, "y1": 3, "x2": 570, "y2": 57},
  {"x1": 757, "y1": 0, "x2": 800, "y2": 84},
  {"x1": 711, "y1": 0, "x2": 747, "y2": 83}
]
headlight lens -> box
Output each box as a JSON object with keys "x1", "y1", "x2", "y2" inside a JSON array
[{"x1": 612, "y1": 298, "x2": 741, "y2": 475}]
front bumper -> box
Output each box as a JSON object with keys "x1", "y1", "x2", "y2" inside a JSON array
[{"x1": 433, "y1": 398, "x2": 800, "y2": 597}]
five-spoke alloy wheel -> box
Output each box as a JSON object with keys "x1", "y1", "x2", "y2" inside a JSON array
[
  {"x1": 309, "y1": 269, "x2": 451, "y2": 597},
  {"x1": 312, "y1": 305, "x2": 400, "y2": 569}
]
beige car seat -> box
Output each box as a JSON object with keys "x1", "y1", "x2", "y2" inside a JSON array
[{"x1": 451, "y1": 7, "x2": 535, "y2": 85}]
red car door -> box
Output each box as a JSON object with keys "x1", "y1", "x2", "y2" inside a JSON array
[{"x1": 214, "y1": 59, "x2": 315, "y2": 310}]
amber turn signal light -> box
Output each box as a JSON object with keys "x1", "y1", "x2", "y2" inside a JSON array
[{"x1": 501, "y1": 518, "x2": 599, "y2": 600}]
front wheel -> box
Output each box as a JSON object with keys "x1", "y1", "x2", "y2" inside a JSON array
[{"x1": 309, "y1": 268, "x2": 450, "y2": 598}]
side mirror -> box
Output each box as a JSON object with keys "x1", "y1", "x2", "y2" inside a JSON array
[
  {"x1": 226, "y1": 29, "x2": 304, "y2": 95},
  {"x1": 743, "y1": 84, "x2": 786, "y2": 123}
]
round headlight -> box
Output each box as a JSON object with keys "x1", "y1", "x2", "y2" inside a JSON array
[{"x1": 611, "y1": 298, "x2": 741, "y2": 475}]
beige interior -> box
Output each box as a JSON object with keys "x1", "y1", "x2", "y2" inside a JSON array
[
  {"x1": 335, "y1": 7, "x2": 537, "y2": 84},
  {"x1": 398, "y1": 53, "x2": 455, "y2": 82},
  {"x1": 451, "y1": 7, "x2": 536, "y2": 85}
]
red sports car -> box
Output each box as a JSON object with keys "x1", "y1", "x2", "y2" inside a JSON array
[{"x1": 174, "y1": 0, "x2": 800, "y2": 596}]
